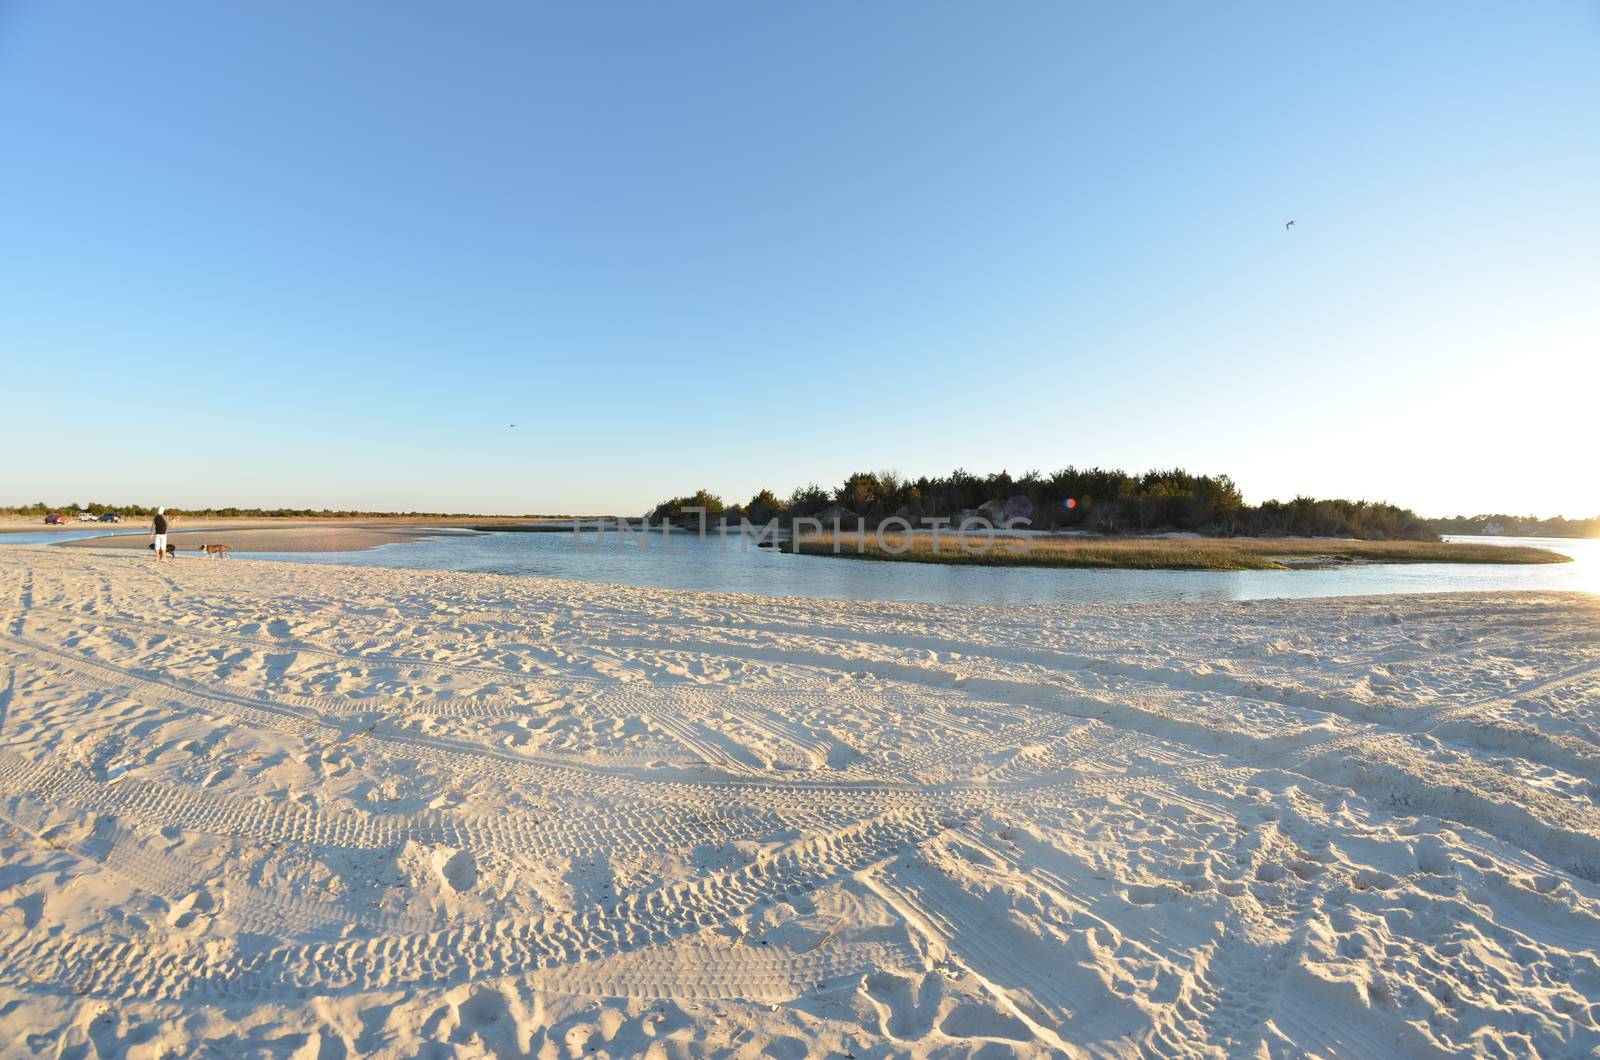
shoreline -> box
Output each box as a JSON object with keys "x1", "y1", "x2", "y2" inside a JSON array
[
  {"x1": 10, "y1": 514, "x2": 1590, "y2": 567},
  {"x1": 0, "y1": 516, "x2": 614, "y2": 554},
  {"x1": 56, "y1": 524, "x2": 458, "y2": 553},
  {"x1": 10, "y1": 522, "x2": 1581, "y2": 570}
]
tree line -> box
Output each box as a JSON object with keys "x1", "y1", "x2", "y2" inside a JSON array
[
  {"x1": 649, "y1": 467, "x2": 1438, "y2": 540},
  {"x1": 2, "y1": 502, "x2": 489, "y2": 519},
  {"x1": 1426, "y1": 514, "x2": 1600, "y2": 539}
]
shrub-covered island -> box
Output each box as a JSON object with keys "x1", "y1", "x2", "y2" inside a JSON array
[{"x1": 647, "y1": 467, "x2": 1573, "y2": 571}]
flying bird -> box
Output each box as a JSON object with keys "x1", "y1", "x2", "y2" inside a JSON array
[
  {"x1": 509, "y1": 424, "x2": 517, "y2": 428},
  {"x1": 1285, "y1": 220, "x2": 1295, "y2": 230}
]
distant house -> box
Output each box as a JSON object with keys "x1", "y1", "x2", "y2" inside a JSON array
[
  {"x1": 952, "y1": 501, "x2": 1012, "y2": 528},
  {"x1": 1481, "y1": 521, "x2": 1505, "y2": 535},
  {"x1": 973, "y1": 500, "x2": 1009, "y2": 525},
  {"x1": 811, "y1": 505, "x2": 860, "y2": 530}
]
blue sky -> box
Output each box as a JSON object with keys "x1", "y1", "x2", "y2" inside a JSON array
[{"x1": 3, "y1": 2, "x2": 1596, "y2": 516}]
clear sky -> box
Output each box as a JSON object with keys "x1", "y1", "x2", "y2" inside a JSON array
[{"x1": 3, "y1": 2, "x2": 1596, "y2": 517}]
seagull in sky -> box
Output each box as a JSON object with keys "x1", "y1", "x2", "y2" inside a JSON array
[{"x1": 1285, "y1": 220, "x2": 1295, "y2": 230}]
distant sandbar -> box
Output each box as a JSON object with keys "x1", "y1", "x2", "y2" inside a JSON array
[{"x1": 60, "y1": 524, "x2": 456, "y2": 553}]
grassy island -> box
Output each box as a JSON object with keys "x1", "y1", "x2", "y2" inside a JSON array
[{"x1": 792, "y1": 533, "x2": 1571, "y2": 571}]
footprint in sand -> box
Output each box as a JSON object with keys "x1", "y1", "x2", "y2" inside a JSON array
[
  {"x1": 432, "y1": 847, "x2": 478, "y2": 893},
  {"x1": 165, "y1": 888, "x2": 213, "y2": 929}
]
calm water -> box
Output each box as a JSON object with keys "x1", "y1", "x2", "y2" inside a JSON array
[
  {"x1": 8, "y1": 528, "x2": 1593, "y2": 605},
  {"x1": 223, "y1": 531, "x2": 1599, "y2": 605},
  {"x1": 0, "y1": 528, "x2": 143, "y2": 545}
]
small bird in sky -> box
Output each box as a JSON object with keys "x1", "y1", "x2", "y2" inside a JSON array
[
  {"x1": 509, "y1": 424, "x2": 517, "y2": 428},
  {"x1": 1285, "y1": 220, "x2": 1296, "y2": 230}
]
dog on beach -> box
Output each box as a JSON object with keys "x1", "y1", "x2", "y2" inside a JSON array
[
  {"x1": 148, "y1": 542, "x2": 177, "y2": 557},
  {"x1": 197, "y1": 544, "x2": 231, "y2": 559}
]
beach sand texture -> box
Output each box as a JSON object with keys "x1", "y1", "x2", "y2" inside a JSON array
[{"x1": 1, "y1": 546, "x2": 1598, "y2": 1056}]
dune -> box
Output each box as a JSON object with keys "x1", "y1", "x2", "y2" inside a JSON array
[{"x1": 1, "y1": 545, "x2": 1597, "y2": 1055}]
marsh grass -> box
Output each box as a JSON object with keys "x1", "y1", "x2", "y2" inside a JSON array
[{"x1": 793, "y1": 533, "x2": 1570, "y2": 571}]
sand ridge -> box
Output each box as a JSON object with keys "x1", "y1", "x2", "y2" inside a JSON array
[{"x1": 0, "y1": 546, "x2": 1598, "y2": 1056}]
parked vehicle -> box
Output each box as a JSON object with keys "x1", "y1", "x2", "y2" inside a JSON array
[
  {"x1": 76, "y1": 511, "x2": 96, "y2": 522},
  {"x1": 98, "y1": 512, "x2": 121, "y2": 523},
  {"x1": 44, "y1": 513, "x2": 66, "y2": 525}
]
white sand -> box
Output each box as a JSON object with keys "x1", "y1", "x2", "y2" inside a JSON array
[{"x1": 1, "y1": 546, "x2": 1597, "y2": 1057}]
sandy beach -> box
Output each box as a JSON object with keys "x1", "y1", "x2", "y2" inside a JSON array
[
  {"x1": 1, "y1": 545, "x2": 1597, "y2": 1056},
  {"x1": 56, "y1": 524, "x2": 455, "y2": 554},
  {"x1": 1, "y1": 517, "x2": 562, "y2": 554}
]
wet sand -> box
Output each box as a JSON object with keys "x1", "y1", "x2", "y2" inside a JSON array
[
  {"x1": 57, "y1": 524, "x2": 452, "y2": 553},
  {"x1": 0, "y1": 516, "x2": 573, "y2": 554}
]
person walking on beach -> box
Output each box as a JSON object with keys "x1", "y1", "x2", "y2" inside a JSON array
[{"x1": 151, "y1": 506, "x2": 169, "y2": 561}]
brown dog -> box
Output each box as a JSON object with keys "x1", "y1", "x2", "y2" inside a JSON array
[{"x1": 197, "y1": 544, "x2": 230, "y2": 559}]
